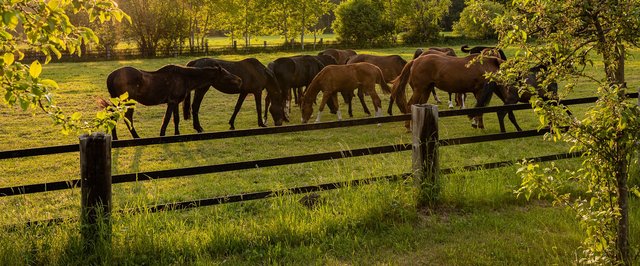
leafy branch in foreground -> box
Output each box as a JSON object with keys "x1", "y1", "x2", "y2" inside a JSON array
[{"x1": 1, "y1": 0, "x2": 131, "y2": 136}]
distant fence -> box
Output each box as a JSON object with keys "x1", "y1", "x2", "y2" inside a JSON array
[{"x1": 21, "y1": 39, "x2": 351, "y2": 63}]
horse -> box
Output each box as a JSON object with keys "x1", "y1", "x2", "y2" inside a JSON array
[
  {"x1": 343, "y1": 54, "x2": 407, "y2": 116},
  {"x1": 412, "y1": 47, "x2": 456, "y2": 59},
  {"x1": 184, "y1": 58, "x2": 285, "y2": 131},
  {"x1": 267, "y1": 55, "x2": 326, "y2": 114},
  {"x1": 409, "y1": 48, "x2": 467, "y2": 110},
  {"x1": 301, "y1": 62, "x2": 391, "y2": 124},
  {"x1": 388, "y1": 53, "x2": 507, "y2": 130},
  {"x1": 461, "y1": 45, "x2": 507, "y2": 60},
  {"x1": 98, "y1": 64, "x2": 242, "y2": 140},
  {"x1": 493, "y1": 63, "x2": 562, "y2": 132},
  {"x1": 318, "y1": 48, "x2": 357, "y2": 65}
]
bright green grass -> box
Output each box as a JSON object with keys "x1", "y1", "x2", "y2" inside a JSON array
[{"x1": 0, "y1": 45, "x2": 639, "y2": 264}]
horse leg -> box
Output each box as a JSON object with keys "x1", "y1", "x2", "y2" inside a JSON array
[
  {"x1": 191, "y1": 87, "x2": 208, "y2": 133},
  {"x1": 159, "y1": 104, "x2": 172, "y2": 136},
  {"x1": 316, "y1": 92, "x2": 334, "y2": 123},
  {"x1": 358, "y1": 88, "x2": 371, "y2": 116},
  {"x1": 228, "y1": 92, "x2": 248, "y2": 130},
  {"x1": 253, "y1": 91, "x2": 267, "y2": 128},
  {"x1": 448, "y1": 93, "x2": 454, "y2": 109},
  {"x1": 506, "y1": 110, "x2": 522, "y2": 132},
  {"x1": 263, "y1": 94, "x2": 270, "y2": 125},
  {"x1": 172, "y1": 103, "x2": 180, "y2": 135},
  {"x1": 497, "y1": 110, "x2": 508, "y2": 133},
  {"x1": 367, "y1": 85, "x2": 383, "y2": 126},
  {"x1": 124, "y1": 108, "x2": 140, "y2": 138},
  {"x1": 431, "y1": 87, "x2": 441, "y2": 104}
]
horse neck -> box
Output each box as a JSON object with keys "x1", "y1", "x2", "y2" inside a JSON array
[{"x1": 302, "y1": 80, "x2": 322, "y2": 104}]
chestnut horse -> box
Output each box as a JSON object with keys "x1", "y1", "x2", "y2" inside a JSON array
[
  {"x1": 301, "y1": 62, "x2": 391, "y2": 123},
  {"x1": 185, "y1": 58, "x2": 285, "y2": 131},
  {"x1": 388, "y1": 53, "x2": 506, "y2": 130},
  {"x1": 411, "y1": 48, "x2": 466, "y2": 110},
  {"x1": 343, "y1": 54, "x2": 407, "y2": 116},
  {"x1": 99, "y1": 64, "x2": 242, "y2": 139}
]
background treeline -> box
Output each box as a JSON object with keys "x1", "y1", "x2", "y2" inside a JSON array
[{"x1": 64, "y1": 0, "x2": 507, "y2": 56}]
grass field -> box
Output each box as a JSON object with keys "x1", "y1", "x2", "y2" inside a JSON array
[{"x1": 0, "y1": 44, "x2": 639, "y2": 265}]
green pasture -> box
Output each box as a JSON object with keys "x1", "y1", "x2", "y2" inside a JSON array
[{"x1": 0, "y1": 45, "x2": 639, "y2": 265}]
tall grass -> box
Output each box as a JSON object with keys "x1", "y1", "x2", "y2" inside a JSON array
[{"x1": 0, "y1": 45, "x2": 639, "y2": 264}]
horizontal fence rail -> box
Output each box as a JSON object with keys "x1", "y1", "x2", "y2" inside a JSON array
[
  {"x1": 0, "y1": 128, "x2": 555, "y2": 197},
  {"x1": 11, "y1": 150, "x2": 583, "y2": 228},
  {"x1": 2, "y1": 92, "x2": 636, "y2": 160}
]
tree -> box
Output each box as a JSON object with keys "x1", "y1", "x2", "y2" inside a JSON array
[
  {"x1": 332, "y1": 0, "x2": 394, "y2": 45},
  {"x1": 391, "y1": 0, "x2": 451, "y2": 44},
  {"x1": 489, "y1": 0, "x2": 640, "y2": 263},
  {"x1": 118, "y1": 0, "x2": 189, "y2": 56},
  {"x1": 1, "y1": 0, "x2": 131, "y2": 135},
  {"x1": 453, "y1": 0, "x2": 503, "y2": 39}
]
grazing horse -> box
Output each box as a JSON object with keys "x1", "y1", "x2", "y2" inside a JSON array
[
  {"x1": 493, "y1": 64, "x2": 562, "y2": 132},
  {"x1": 388, "y1": 53, "x2": 507, "y2": 130},
  {"x1": 268, "y1": 55, "x2": 326, "y2": 111},
  {"x1": 461, "y1": 45, "x2": 507, "y2": 60},
  {"x1": 99, "y1": 64, "x2": 242, "y2": 139},
  {"x1": 301, "y1": 62, "x2": 391, "y2": 123},
  {"x1": 413, "y1": 47, "x2": 457, "y2": 59},
  {"x1": 318, "y1": 48, "x2": 357, "y2": 65},
  {"x1": 184, "y1": 58, "x2": 285, "y2": 131},
  {"x1": 344, "y1": 54, "x2": 407, "y2": 116}
]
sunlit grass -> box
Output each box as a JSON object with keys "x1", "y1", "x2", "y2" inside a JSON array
[{"x1": 0, "y1": 44, "x2": 639, "y2": 264}]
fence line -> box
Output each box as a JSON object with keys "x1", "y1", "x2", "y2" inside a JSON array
[{"x1": 3, "y1": 92, "x2": 636, "y2": 161}]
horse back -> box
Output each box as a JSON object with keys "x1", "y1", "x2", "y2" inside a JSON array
[
  {"x1": 412, "y1": 54, "x2": 499, "y2": 92},
  {"x1": 346, "y1": 54, "x2": 406, "y2": 83}
]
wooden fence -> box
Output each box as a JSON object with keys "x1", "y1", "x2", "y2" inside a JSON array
[
  {"x1": 1, "y1": 93, "x2": 638, "y2": 243},
  {"x1": 20, "y1": 39, "x2": 347, "y2": 63}
]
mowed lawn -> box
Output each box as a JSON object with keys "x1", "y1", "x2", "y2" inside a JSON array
[{"x1": 0, "y1": 45, "x2": 638, "y2": 265}]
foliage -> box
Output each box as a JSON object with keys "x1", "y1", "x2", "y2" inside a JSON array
[
  {"x1": 118, "y1": 0, "x2": 190, "y2": 55},
  {"x1": 492, "y1": 0, "x2": 640, "y2": 263},
  {"x1": 452, "y1": 0, "x2": 503, "y2": 39},
  {"x1": 332, "y1": 0, "x2": 394, "y2": 46},
  {"x1": 392, "y1": 0, "x2": 451, "y2": 44},
  {"x1": 1, "y1": 0, "x2": 132, "y2": 135}
]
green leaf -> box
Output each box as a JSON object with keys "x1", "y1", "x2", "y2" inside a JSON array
[
  {"x1": 71, "y1": 112, "x2": 82, "y2": 120},
  {"x1": 19, "y1": 97, "x2": 29, "y2": 110},
  {"x1": 29, "y1": 61, "x2": 42, "y2": 78},
  {"x1": 40, "y1": 79, "x2": 59, "y2": 89},
  {"x1": 3, "y1": 11, "x2": 19, "y2": 30},
  {"x1": 3, "y1": 53, "x2": 14, "y2": 65}
]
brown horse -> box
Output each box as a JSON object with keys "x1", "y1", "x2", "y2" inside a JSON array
[
  {"x1": 301, "y1": 62, "x2": 391, "y2": 123},
  {"x1": 318, "y1": 48, "x2": 357, "y2": 65},
  {"x1": 343, "y1": 54, "x2": 407, "y2": 116},
  {"x1": 99, "y1": 64, "x2": 242, "y2": 139},
  {"x1": 411, "y1": 48, "x2": 466, "y2": 110},
  {"x1": 185, "y1": 58, "x2": 285, "y2": 131},
  {"x1": 388, "y1": 53, "x2": 506, "y2": 129}
]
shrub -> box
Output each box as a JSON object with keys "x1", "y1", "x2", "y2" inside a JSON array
[
  {"x1": 332, "y1": 0, "x2": 394, "y2": 46},
  {"x1": 453, "y1": 0, "x2": 504, "y2": 39}
]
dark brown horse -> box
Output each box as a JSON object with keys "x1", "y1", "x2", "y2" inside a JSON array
[
  {"x1": 267, "y1": 55, "x2": 327, "y2": 117},
  {"x1": 389, "y1": 53, "x2": 506, "y2": 129},
  {"x1": 99, "y1": 64, "x2": 242, "y2": 139},
  {"x1": 318, "y1": 48, "x2": 357, "y2": 65},
  {"x1": 301, "y1": 62, "x2": 391, "y2": 123},
  {"x1": 185, "y1": 58, "x2": 285, "y2": 131}
]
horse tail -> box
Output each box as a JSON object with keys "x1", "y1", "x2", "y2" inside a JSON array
[
  {"x1": 461, "y1": 44, "x2": 471, "y2": 53},
  {"x1": 96, "y1": 97, "x2": 112, "y2": 109},
  {"x1": 475, "y1": 82, "x2": 496, "y2": 108},
  {"x1": 376, "y1": 67, "x2": 391, "y2": 94},
  {"x1": 183, "y1": 91, "x2": 191, "y2": 120},
  {"x1": 389, "y1": 59, "x2": 414, "y2": 114}
]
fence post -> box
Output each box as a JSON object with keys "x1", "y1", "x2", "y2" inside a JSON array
[
  {"x1": 411, "y1": 104, "x2": 440, "y2": 208},
  {"x1": 264, "y1": 41, "x2": 267, "y2": 48},
  {"x1": 79, "y1": 132, "x2": 112, "y2": 253}
]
